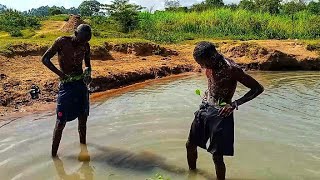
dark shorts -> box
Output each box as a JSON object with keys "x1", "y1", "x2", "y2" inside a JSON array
[
  {"x1": 56, "y1": 79, "x2": 89, "y2": 123},
  {"x1": 188, "y1": 102, "x2": 234, "y2": 156}
]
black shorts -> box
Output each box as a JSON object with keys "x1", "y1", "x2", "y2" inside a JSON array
[
  {"x1": 187, "y1": 102, "x2": 234, "y2": 156},
  {"x1": 56, "y1": 79, "x2": 89, "y2": 123}
]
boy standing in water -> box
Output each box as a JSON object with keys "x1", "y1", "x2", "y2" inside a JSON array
[
  {"x1": 42, "y1": 24, "x2": 92, "y2": 157},
  {"x1": 186, "y1": 42, "x2": 264, "y2": 179}
]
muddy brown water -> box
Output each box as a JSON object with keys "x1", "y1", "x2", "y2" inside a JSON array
[{"x1": 0, "y1": 72, "x2": 319, "y2": 180}]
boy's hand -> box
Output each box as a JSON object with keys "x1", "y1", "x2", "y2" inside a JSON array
[
  {"x1": 83, "y1": 67, "x2": 92, "y2": 86},
  {"x1": 84, "y1": 76, "x2": 92, "y2": 86},
  {"x1": 218, "y1": 104, "x2": 235, "y2": 117}
]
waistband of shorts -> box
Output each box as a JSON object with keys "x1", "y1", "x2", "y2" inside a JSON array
[
  {"x1": 59, "y1": 78, "x2": 84, "y2": 86},
  {"x1": 200, "y1": 101, "x2": 221, "y2": 109},
  {"x1": 60, "y1": 75, "x2": 85, "y2": 83}
]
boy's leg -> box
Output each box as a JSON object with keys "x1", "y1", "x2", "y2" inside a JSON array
[
  {"x1": 186, "y1": 141, "x2": 198, "y2": 170},
  {"x1": 213, "y1": 155, "x2": 226, "y2": 180},
  {"x1": 52, "y1": 121, "x2": 66, "y2": 157},
  {"x1": 78, "y1": 114, "x2": 88, "y2": 144}
]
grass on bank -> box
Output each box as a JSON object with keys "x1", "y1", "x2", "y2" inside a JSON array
[
  {"x1": 0, "y1": 17, "x2": 149, "y2": 56},
  {"x1": 1, "y1": 8, "x2": 320, "y2": 56},
  {"x1": 137, "y1": 9, "x2": 320, "y2": 43}
]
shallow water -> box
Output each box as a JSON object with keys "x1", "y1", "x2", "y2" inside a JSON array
[{"x1": 0, "y1": 72, "x2": 320, "y2": 180}]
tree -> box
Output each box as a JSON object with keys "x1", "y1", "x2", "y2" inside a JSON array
[
  {"x1": 165, "y1": 0, "x2": 187, "y2": 11},
  {"x1": 68, "y1": 7, "x2": 80, "y2": 15},
  {"x1": 226, "y1": 3, "x2": 238, "y2": 10},
  {"x1": 239, "y1": 0, "x2": 256, "y2": 11},
  {"x1": 25, "y1": 6, "x2": 79, "y2": 16},
  {"x1": 49, "y1": 7, "x2": 63, "y2": 15},
  {"x1": 104, "y1": 0, "x2": 143, "y2": 33},
  {"x1": 79, "y1": 0, "x2": 101, "y2": 16},
  {"x1": 0, "y1": 4, "x2": 7, "y2": 12},
  {"x1": 165, "y1": 0, "x2": 180, "y2": 9},
  {"x1": 255, "y1": 0, "x2": 281, "y2": 14},
  {"x1": 190, "y1": 2, "x2": 209, "y2": 12},
  {"x1": 25, "y1": 6, "x2": 50, "y2": 16},
  {"x1": 281, "y1": 0, "x2": 306, "y2": 14},
  {"x1": 307, "y1": 1, "x2": 320, "y2": 15},
  {"x1": 205, "y1": 0, "x2": 224, "y2": 7}
]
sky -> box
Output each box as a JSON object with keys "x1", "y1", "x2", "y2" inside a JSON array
[{"x1": 0, "y1": 0, "x2": 238, "y2": 11}]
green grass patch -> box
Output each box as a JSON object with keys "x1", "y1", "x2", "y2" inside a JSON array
[
  {"x1": 0, "y1": 34, "x2": 149, "y2": 56},
  {"x1": 47, "y1": 14, "x2": 70, "y2": 21},
  {"x1": 21, "y1": 29, "x2": 36, "y2": 38},
  {"x1": 137, "y1": 9, "x2": 320, "y2": 43}
]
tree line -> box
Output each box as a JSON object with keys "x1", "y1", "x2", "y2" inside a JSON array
[
  {"x1": 2, "y1": 0, "x2": 319, "y2": 17},
  {"x1": 165, "y1": 0, "x2": 320, "y2": 15}
]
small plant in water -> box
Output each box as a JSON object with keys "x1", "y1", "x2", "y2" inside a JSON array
[
  {"x1": 147, "y1": 173, "x2": 170, "y2": 180},
  {"x1": 195, "y1": 89, "x2": 201, "y2": 96},
  {"x1": 195, "y1": 89, "x2": 205, "y2": 100}
]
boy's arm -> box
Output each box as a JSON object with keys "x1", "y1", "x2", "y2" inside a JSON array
[
  {"x1": 83, "y1": 43, "x2": 92, "y2": 86},
  {"x1": 84, "y1": 43, "x2": 91, "y2": 69},
  {"x1": 41, "y1": 37, "x2": 66, "y2": 79},
  {"x1": 233, "y1": 68, "x2": 264, "y2": 107},
  {"x1": 219, "y1": 67, "x2": 264, "y2": 117}
]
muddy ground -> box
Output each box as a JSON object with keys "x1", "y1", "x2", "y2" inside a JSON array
[{"x1": 1, "y1": 40, "x2": 319, "y2": 118}]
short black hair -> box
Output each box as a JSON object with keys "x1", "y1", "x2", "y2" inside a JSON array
[
  {"x1": 193, "y1": 41, "x2": 218, "y2": 68},
  {"x1": 76, "y1": 24, "x2": 92, "y2": 34},
  {"x1": 75, "y1": 24, "x2": 92, "y2": 42}
]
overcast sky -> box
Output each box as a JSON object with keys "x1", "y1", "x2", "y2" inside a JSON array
[{"x1": 0, "y1": 0, "x2": 239, "y2": 11}]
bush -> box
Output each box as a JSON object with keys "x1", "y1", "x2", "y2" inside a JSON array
[
  {"x1": 92, "y1": 29, "x2": 101, "y2": 37},
  {"x1": 9, "y1": 29, "x2": 23, "y2": 37},
  {"x1": 21, "y1": 29, "x2": 36, "y2": 38},
  {"x1": 105, "y1": 0, "x2": 143, "y2": 33},
  {"x1": 0, "y1": 9, "x2": 40, "y2": 37}
]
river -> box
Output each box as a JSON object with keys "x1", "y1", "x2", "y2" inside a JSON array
[{"x1": 0, "y1": 72, "x2": 319, "y2": 180}]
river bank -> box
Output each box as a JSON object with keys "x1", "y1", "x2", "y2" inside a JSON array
[{"x1": 1, "y1": 39, "x2": 319, "y2": 118}]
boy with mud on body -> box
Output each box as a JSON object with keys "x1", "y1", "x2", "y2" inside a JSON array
[
  {"x1": 186, "y1": 42, "x2": 264, "y2": 180},
  {"x1": 42, "y1": 24, "x2": 92, "y2": 157}
]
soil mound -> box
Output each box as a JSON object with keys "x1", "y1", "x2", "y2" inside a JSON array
[
  {"x1": 91, "y1": 45, "x2": 114, "y2": 60},
  {"x1": 222, "y1": 42, "x2": 268, "y2": 60},
  {"x1": 221, "y1": 42, "x2": 320, "y2": 70},
  {"x1": 112, "y1": 43, "x2": 179, "y2": 57},
  {"x1": 60, "y1": 15, "x2": 85, "y2": 32}
]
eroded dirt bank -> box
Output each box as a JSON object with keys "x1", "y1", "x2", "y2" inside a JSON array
[
  {"x1": 1, "y1": 40, "x2": 319, "y2": 118},
  {"x1": 0, "y1": 43, "x2": 196, "y2": 117}
]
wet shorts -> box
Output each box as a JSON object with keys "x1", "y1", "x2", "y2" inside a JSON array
[
  {"x1": 187, "y1": 102, "x2": 234, "y2": 156},
  {"x1": 56, "y1": 79, "x2": 89, "y2": 123}
]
